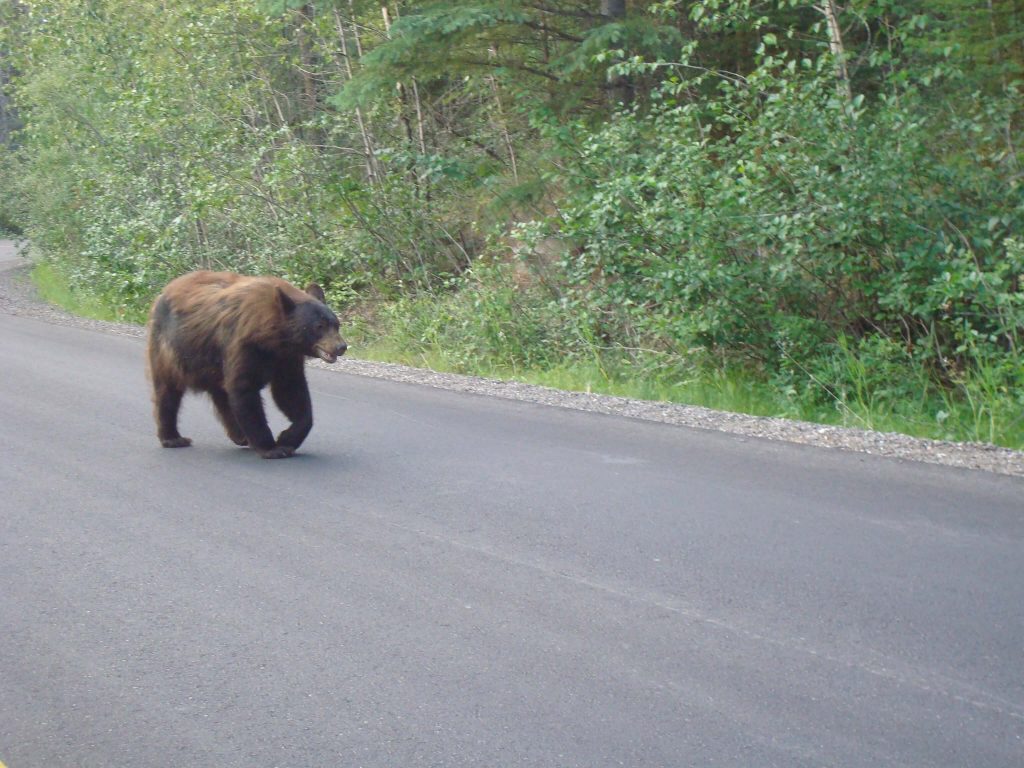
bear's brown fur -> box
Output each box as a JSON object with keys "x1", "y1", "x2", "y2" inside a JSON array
[{"x1": 147, "y1": 271, "x2": 346, "y2": 459}]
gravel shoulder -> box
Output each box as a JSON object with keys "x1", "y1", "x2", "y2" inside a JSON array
[{"x1": 3, "y1": 240, "x2": 1022, "y2": 477}]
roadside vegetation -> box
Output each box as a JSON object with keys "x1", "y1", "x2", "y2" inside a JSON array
[{"x1": 1, "y1": 1, "x2": 1021, "y2": 447}]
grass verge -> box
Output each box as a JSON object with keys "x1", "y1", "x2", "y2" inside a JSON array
[
  {"x1": 32, "y1": 261, "x2": 148, "y2": 324},
  {"x1": 344, "y1": 299, "x2": 1024, "y2": 450}
]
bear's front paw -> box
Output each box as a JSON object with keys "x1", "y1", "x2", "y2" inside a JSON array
[
  {"x1": 260, "y1": 445, "x2": 296, "y2": 459},
  {"x1": 161, "y1": 437, "x2": 193, "y2": 448}
]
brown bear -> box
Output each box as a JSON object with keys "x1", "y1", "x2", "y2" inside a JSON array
[{"x1": 147, "y1": 271, "x2": 347, "y2": 459}]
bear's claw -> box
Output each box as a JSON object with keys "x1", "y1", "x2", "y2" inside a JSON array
[
  {"x1": 161, "y1": 437, "x2": 193, "y2": 448},
  {"x1": 260, "y1": 446, "x2": 296, "y2": 459}
]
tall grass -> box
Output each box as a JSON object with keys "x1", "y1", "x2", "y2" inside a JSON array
[
  {"x1": 345, "y1": 287, "x2": 1024, "y2": 449},
  {"x1": 32, "y1": 261, "x2": 148, "y2": 324}
]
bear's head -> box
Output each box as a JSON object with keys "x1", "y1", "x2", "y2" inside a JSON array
[{"x1": 278, "y1": 283, "x2": 348, "y2": 363}]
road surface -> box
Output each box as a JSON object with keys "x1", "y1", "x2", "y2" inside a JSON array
[{"x1": 1, "y1": 261, "x2": 1022, "y2": 766}]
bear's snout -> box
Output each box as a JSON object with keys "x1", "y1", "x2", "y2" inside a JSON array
[{"x1": 314, "y1": 338, "x2": 347, "y2": 364}]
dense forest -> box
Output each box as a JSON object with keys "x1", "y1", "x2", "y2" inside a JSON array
[{"x1": 1, "y1": 1, "x2": 1022, "y2": 446}]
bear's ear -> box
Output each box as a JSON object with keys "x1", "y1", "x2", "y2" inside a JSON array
[
  {"x1": 277, "y1": 287, "x2": 297, "y2": 314},
  {"x1": 305, "y1": 282, "x2": 327, "y2": 304}
]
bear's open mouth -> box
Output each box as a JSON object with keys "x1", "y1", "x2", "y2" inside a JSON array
[{"x1": 315, "y1": 346, "x2": 339, "y2": 364}]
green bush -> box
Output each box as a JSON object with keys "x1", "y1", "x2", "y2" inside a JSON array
[
  {"x1": 551, "y1": 76, "x2": 1020, "y2": 356},
  {"x1": 526, "y1": 34, "x2": 1022, "y2": 444}
]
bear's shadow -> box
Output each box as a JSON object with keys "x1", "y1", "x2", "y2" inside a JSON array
[{"x1": 217, "y1": 445, "x2": 353, "y2": 469}]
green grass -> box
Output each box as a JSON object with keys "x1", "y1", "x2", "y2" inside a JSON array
[
  {"x1": 32, "y1": 262, "x2": 148, "y2": 324},
  {"x1": 347, "y1": 321, "x2": 1024, "y2": 450}
]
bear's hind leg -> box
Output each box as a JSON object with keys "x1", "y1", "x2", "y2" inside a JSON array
[
  {"x1": 211, "y1": 388, "x2": 248, "y2": 446},
  {"x1": 154, "y1": 383, "x2": 192, "y2": 448}
]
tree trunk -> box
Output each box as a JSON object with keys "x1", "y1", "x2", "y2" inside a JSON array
[
  {"x1": 601, "y1": 0, "x2": 626, "y2": 18},
  {"x1": 295, "y1": 5, "x2": 320, "y2": 128},
  {"x1": 382, "y1": 5, "x2": 426, "y2": 199},
  {"x1": 391, "y1": 3, "x2": 428, "y2": 158},
  {"x1": 819, "y1": 0, "x2": 852, "y2": 103},
  {"x1": 488, "y1": 46, "x2": 519, "y2": 182},
  {"x1": 334, "y1": 8, "x2": 378, "y2": 183},
  {"x1": 600, "y1": 0, "x2": 632, "y2": 107}
]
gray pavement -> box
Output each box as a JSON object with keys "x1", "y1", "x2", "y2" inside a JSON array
[
  {"x1": 0, "y1": 305, "x2": 1022, "y2": 767},
  {"x1": 0, "y1": 237, "x2": 23, "y2": 263}
]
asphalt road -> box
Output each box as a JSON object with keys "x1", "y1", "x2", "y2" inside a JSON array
[{"x1": 1, "y1": 283, "x2": 1022, "y2": 766}]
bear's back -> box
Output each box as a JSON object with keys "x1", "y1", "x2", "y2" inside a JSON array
[
  {"x1": 154, "y1": 270, "x2": 316, "y2": 358},
  {"x1": 160, "y1": 271, "x2": 247, "y2": 313},
  {"x1": 158, "y1": 272, "x2": 282, "y2": 320}
]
